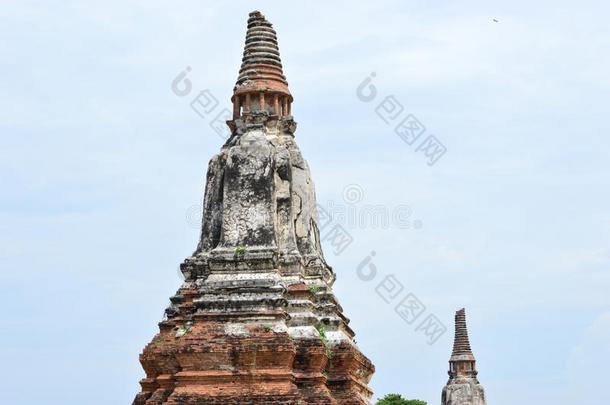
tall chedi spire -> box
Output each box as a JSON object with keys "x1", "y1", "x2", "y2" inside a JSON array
[
  {"x1": 441, "y1": 309, "x2": 487, "y2": 405},
  {"x1": 132, "y1": 11, "x2": 375, "y2": 405}
]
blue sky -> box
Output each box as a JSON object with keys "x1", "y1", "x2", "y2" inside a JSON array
[{"x1": 1, "y1": 1, "x2": 609, "y2": 404}]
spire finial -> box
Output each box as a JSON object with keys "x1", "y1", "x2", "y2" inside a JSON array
[
  {"x1": 442, "y1": 309, "x2": 487, "y2": 405},
  {"x1": 448, "y1": 308, "x2": 477, "y2": 379},
  {"x1": 231, "y1": 11, "x2": 292, "y2": 119},
  {"x1": 452, "y1": 308, "x2": 474, "y2": 357}
]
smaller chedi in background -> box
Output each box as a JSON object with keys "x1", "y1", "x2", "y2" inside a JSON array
[{"x1": 441, "y1": 309, "x2": 487, "y2": 405}]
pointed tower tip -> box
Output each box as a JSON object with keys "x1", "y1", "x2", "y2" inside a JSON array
[
  {"x1": 451, "y1": 308, "x2": 474, "y2": 359},
  {"x1": 230, "y1": 10, "x2": 293, "y2": 119},
  {"x1": 444, "y1": 308, "x2": 485, "y2": 398},
  {"x1": 447, "y1": 308, "x2": 478, "y2": 380},
  {"x1": 234, "y1": 10, "x2": 290, "y2": 96}
]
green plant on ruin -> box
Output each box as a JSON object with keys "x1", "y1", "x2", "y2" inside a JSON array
[
  {"x1": 234, "y1": 245, "x2": 247, "y2": 257},
  {"x1": 315, "y1": 322, "x2": 335, "y2": 359},
  {"x1": 315, "y1": 322, "x2": 327, "y2": 340},
  {"x1": 308, "y1": 285, "x2": 321, "y2": 295},
  {"x1": 325, "y1": 345, "x2": 335, "y2": 360}
]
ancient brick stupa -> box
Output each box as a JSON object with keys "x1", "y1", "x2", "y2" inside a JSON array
[
  {"x1": 441, "y1": 309, "x2": 487, "y2": 405},
  {"x1": 132, "y1": 10, "x2": 375, "y2": 405}
]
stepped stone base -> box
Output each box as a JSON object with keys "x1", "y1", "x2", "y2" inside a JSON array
[{"x1": 133, "y1": 315, "x2": 373, "y2": 405}]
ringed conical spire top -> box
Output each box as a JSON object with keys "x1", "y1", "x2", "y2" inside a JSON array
[
  {"x1": 451, "y1": 308, "x2": 474, "y2": 359},
  {"x1": 231, "y1": 11, "x2": 292, "y2": 119},
  {"x1": 442, "y1": 309, "x2": 487, "y2": 404},
  {"x1": 448, "y1": 309, "x2": 478, "y2": 380}
]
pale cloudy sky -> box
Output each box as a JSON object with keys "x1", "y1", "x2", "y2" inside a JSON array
[{"x1": 1, "y1": 1, "x2": 609, "y2": 404}]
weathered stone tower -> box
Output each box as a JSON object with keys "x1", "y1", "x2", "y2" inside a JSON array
[
  {"x1": 441, "y1": 309, "x2": 487, "y2": 405},
  {"x1": 132, "y1": 11, "x2": 375, "y2": 405}
]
